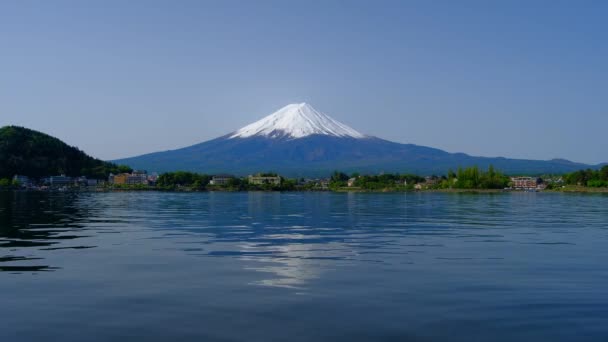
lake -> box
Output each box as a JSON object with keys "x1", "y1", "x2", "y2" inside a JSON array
[{"x1": 1, "y1": 191, "x2": 607, "y2": 341}]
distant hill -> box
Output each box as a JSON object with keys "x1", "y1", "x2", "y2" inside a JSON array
[
  {"x1": 0, "y1": 126, "x2": 130, "y2": 179},
  {"x1": 115, "y1": 103, "x2": 605, "y2": 177}
]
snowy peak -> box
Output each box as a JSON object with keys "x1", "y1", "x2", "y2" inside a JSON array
[{"x1": 229, "y1": 103, "x2": 366, "y2": 139}]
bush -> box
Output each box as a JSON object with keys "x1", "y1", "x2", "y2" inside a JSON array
[{"x1": 587, "y1": 180, "x2": 607, "y2": 188}]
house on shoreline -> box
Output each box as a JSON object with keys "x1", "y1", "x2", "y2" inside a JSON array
[
  {"x1": 109, "y1": 170, "x2": 149, "y2": 186},
  {"x1": 347, "y1": 177, "x2": 357, "y2": 187},
  {"x1": 511, "y1": 176, "x2": 540, "y2": 190},
  {"x1": 209, "y1": 174, "x2": 235, "y2": 186}
]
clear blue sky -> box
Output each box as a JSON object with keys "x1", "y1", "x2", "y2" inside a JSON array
[{"x1": 1, "y1": 0, "x2": 606, "y2": 164}]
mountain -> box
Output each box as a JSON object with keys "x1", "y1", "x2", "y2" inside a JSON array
[
  {"x1": 0, "y1": 126, "x2": 130, "y2": 179},
  {"x1": 114, "y1": 103, "x2": 603, "y2": 177}
]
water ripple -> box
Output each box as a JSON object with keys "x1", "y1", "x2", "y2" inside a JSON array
[{"x1": 1, "y1": 191, "x2": 608, "y2": 340}]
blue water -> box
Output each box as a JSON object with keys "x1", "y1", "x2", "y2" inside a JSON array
[{"x1": 1, "y1": 191, "x2": 607, "y2": 341}]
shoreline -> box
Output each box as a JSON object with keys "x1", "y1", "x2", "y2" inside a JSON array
[{"x1": 3, "y1": 187, "x2": 607, "y2": 194}]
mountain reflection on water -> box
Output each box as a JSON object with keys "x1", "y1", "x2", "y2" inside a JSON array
[{"x1": 1, "y1": 191, "x2": 608, "y2": 341}]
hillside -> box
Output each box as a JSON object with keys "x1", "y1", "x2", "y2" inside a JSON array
[{"x1": 0, "y1": 126, "x2": 130, "y2": 179}]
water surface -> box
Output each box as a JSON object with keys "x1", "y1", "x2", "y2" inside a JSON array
[{"x1": 1, "y1": 191, "x2": 607, "y2": 341}]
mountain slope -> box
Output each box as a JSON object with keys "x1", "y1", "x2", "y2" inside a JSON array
[
  {"x1": 114, "y1": 104, "x2": 603, "y2": 177},
  {"x1": 0, "y1": 126, "x2": 130, "y2": 179},
  {"x1": 115, "y1": 134, "x2": 597, "y2": 177}
]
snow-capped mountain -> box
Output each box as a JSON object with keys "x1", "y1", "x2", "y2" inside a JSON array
[
  {"x1": 114, "y1": 103, "x2": 598, "y2": 177},
  {"x1": 229, "y1": 103, "x2": 365, "y2": 139}
]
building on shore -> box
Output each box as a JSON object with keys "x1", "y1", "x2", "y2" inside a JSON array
[
  {"x1": 248, "y1": 174, "x2": 281, "y2": 186},
  {"x1": 127, "y1": 171, "x2": 148, "y2": 185},
  {"x1": 110, "y1": 170, "x2": 148, "y2": 186},
  {"x1": 75, "y1": 176, "x2": 96, "y2": 187},
  {"x1": 424, "y1": 176, "x2": 440, "y2": 187},
  {"x1": 209, "y1": 174, "x2": 235, "y2": 186},
  {"x1": 45, "y1": 175, "x2": 73, "y2": 187},
  {"x1": 317, "y1": 179, "x2": 330, "y2": 190},
  {"x1": 110, "y1": 173, "x2": 128, "y2": 185},
  {"x1": 511, "y1": 177, "x2": 539, "y2": 190},
  {"x1": 86, "y1": 179, "x2": 100, "y2": 186},
  {"x1": 147, "y1": 173, "x2": 159, "y2": 186}
]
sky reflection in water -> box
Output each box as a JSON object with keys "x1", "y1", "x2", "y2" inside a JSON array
[{"x1": 1, "y1": 191, "x2": 608, "y2": 341}]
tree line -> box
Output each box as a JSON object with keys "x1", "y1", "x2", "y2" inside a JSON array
[
  {"x1": 155, "y1": 166, "x2": 511, "y2": 192},
  {"x1": 156, "y1": 172, "x2": 296, "y2": 191},
  {"x1": 329, "y1": 166, "x2": 509, "y2": 190},
  {"x1": 563, "y1": 166, "x2": 608, "y2": 187}
]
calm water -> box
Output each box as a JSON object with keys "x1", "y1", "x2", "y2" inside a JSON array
[{"x1": 1, "y1": 191, "x2": 607, "y2": 341}]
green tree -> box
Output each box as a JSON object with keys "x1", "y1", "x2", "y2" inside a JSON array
[
  {"x1": 156, "y1": 171, "x2": 211, "y2": 190},
  {"x1": 600, "y1": 165, "x2": 608, "y2": 182},
  {"x1": 453, "y1": 165, "x2": 508, "y2": 189},
  {"x1": 329, "y1": 171, "x2": 349, "y2": 188}
]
